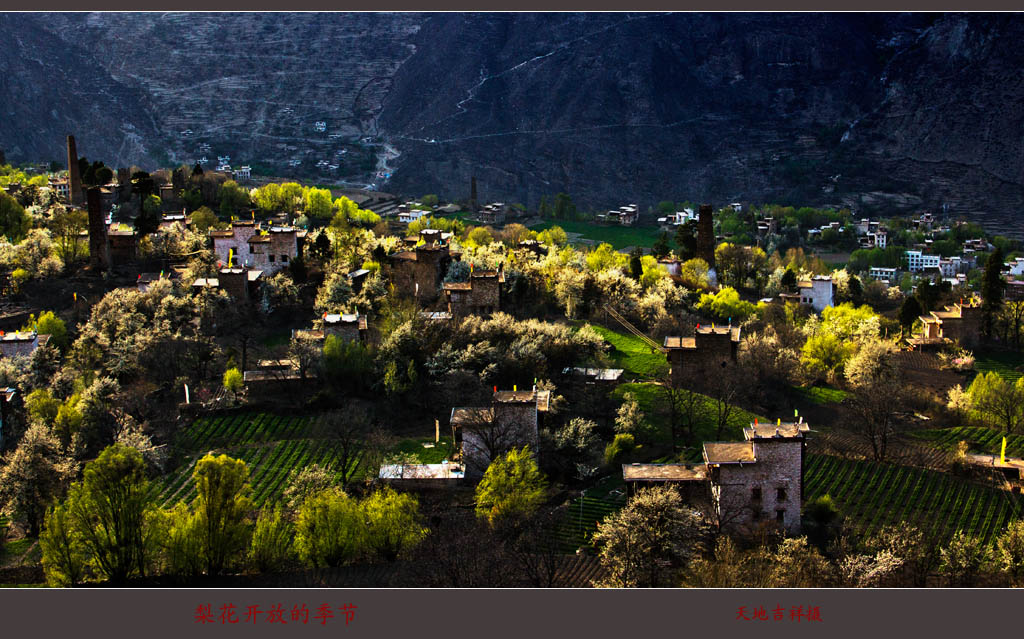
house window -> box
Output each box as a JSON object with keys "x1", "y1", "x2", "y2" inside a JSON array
[
  {"x1": 268, "y1": 255, "x2": 275, "y2": 262},
  {"x1": 776, "y1": 488, "x2": 786, "y2": 502},
  {"x1": 751, "y1": 487, "x2": 762, "y2": 502},
  {"x1": 281, "y1": 255, "x2": 288, "y2": 262},
  {"x1": 776, "y1": 510, "x2": 785, "y2": 524}
]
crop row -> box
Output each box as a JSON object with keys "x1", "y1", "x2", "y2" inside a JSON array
[{"x1": 805, "y1": 454, "x2": 1024, "y2": 545}]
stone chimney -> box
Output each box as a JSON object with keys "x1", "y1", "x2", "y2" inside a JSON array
[
  {"x1": 87, "y1": 187, "x2": 109, "y2": 271},
  {"x1": 697, "y1": 203, "x2": 715, "y2": 267},
  {"x1": 66, "y1": 135, "x2": 83, "y2": 207}
]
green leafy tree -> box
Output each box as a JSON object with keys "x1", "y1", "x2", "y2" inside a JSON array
[
  {"x1": 801, "y1": 332, "x2": 854, "y2": 383},
  {"x1": 39, "y1": 502, "x2": 87, "y2": 587},
  {"x1": 363, "y1": 487, "x2": 428, "y2": 562},
  {"x1": 0, "y1": 192, "x2": 30, "y2": 242},
  {"x1": 982, "y1": 247, "x2": 1006, "y2": 337},
  {"x1": 190, "y1": 206, "x2": 218, "y2": 233},
  {"x1": 652, "y1": 232, "x2": 671, "y2": 259},
  {"x1": 192, "y1": 454, "x2": 253, "y2": 576},
  {"x1": 222, "y1": 367, "x2": 243, "y2": 395},
  {"x1": 49, "y1": 206, "x2": 88, "y2": 267},
  {"x1": 604, "y1": 433, "x2": 636, "y2": 466},
  {"x1": 939, "y1": 531, "x2": 992, "y2": 587},
  {"x1": 695, "y1": 287, "x2": 756, "y2": 322},
  {"x1": 628, "y1": 247, "x2": 643, "y2": 281},
  {"x1": 23, "y1": 311, "x2": 68, "y2": 352},
  {"x1": 303, "y1": 187, "x2": 334, "y2": 219},
  {"x1": 536, "y1": 226, "x2": 568, "y2": 248},
  {"x1": 294, "y1": 489, "x2": 364, "y2": 568},
  {"x1": 966, "y1": 371, "x2": 1024, "y2": 434},
  {"x1": 59, "y1": 444, "x2": 159, "y2": 583},
  {"x1": 218, "y1": 180, "x2": 251, "y2": 218},
  {"x1": 898, "y1": 295, "x2": 923, "y2": 333},
  {"x1": 249, "y1": 506, "x2": 293, "y2": 573},
  {"x1": 474, "y1": 447, "x2": 547, "y2": 528}
]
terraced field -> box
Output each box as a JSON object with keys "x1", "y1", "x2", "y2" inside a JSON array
[
  {"x1": 804, "y1": 453, "x2": 1024, "y2": 545},
  {"x1": 552, "y1": 477, "x2": 628, "y2": 552},
  {"x1": 152, "y1": 413, "x2": 362, "y2": 508},
  {"x1": 974, "y1": 350, "x2": 1024, "y2": 383}
]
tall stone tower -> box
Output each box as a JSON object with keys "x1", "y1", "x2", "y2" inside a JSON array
[
  {"x1": 86, "y1": 187, "x2": 109, "y2": 271},
  {"x1": 697, "y1": 203, "x2": 715, "y2": 267},
  {"x1": 66, "y1": 135, "x2": 84, "y2": 207}
]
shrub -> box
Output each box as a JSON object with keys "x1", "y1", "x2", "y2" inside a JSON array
[{"x1": 604, "y1": 433, "x2": 636, "y2": 466}]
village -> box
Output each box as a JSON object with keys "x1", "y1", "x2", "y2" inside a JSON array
[{"x1": 1, "y1": 136, "x2": 1024, "y2": 588}]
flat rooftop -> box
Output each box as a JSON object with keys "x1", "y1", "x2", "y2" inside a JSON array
[
  {"x1": 703, "y1": 442, "x2": 756, "y2": 465},
  {"x1": 622, "y1": 463, "x2": 707, "y2": 482}
]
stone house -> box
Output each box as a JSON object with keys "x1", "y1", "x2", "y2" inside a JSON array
[
  {"x1": 387, "y1": 243, "x2": 459, "y2": 303},
  {"x1": 450, "y1": 388, "x2": 551, "y2": 479},
  {"x1": 664, "y1": 324, "x2": 741, "y2": 386},
  {"x1": 623, "y1": 420, "x2": 810, "y2": 536},
  {"x1": 322, "y1": 313, "x2": 368, "y2": 342},
  {"x1": 597, "y1": 204, "x2": 639, "y2": 226},
  {"x1": 909, "y1": 299, "x2": 982, "y2": 349},
  {"x1": 442, "y1": 269, "x2": 504, "y2": 318},
  {"x1": 0, "y1": 331, "x2": 50, "y2": 359},
  {"x1": 780, "y1": 276, "x2": 834, "y2": 313},
  {"x1": 247, "y1": 226, "x2": 304, "y2": 274},
  {"x1": 212, "y1": 220, "x2": 257, "y2": 267},
  {"x1": 192, "y1": 268, "x2": 264, "y2": 303}
]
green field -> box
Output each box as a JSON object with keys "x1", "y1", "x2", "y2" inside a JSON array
[
  {"x1": 805, "y1": 453, "x2": 1024, "y2": 545},
  {"x1": 913, "y1": 426, "x2": 1024, "y2": 457},
  {"x1": 552, "y1": 475, "x2": 628, "y2": 551},
  {"x1": 529, "y1": 220, "x2": 663, "y2": 250},
  {"x1": 974, "y1": 349, "x2": 1024, "y2": 383},
  {"x1": 589, "y1": 325, "x2": 669, "y2": 379},
  {"x1": 793, "y1": 385, "x2": 849, "y2": 405},
  {"x1": 153, "y1": 412, "x2": 441, "y2": 509}
]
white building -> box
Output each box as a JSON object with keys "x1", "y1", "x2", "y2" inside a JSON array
[
  {"x1": 657, "y1": 208, "x2": 696, "y2": 228},
  {"x1": 869, "y1": 267, "x2": 897, "y2": 282},
  {"x1": 905, "y1": 250, "x2": 941, "y2": 273},
  {"x1": 233, "y1": 166, "x2": 251, "y2": 181},
  {"x1": 1007, "y1": 257, "x2": 1024, "y2": 277},
  {"x1": 398, "y1": 209, "x2": 429, "y2": 224},
  {"x1": 796, "y1": 276, "x2": 835, "y2": 313}
]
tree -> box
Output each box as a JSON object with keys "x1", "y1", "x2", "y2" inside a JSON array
[
  {"x1": 614, "y1": 392, "x2": 645, "y2": 436},
  {"x1": 26, "y1": 311, "x2": 68, "y2": 352},
  {"x1": 981, "y1": 247, "x2": 1005, "y2": 338},
  {"x1": 552, "y1": 193, "x2": 576, "y2": 220},
  {"x1": 314, "y1": 271, "x2": 354, "y2": 315},
  {"x1": 474, "y1": 447, "x2": 547, "y2": 528},
  {"x1": 628, "y1": 247, "x2": 643, "y2": 281},
  {"x1": 678, "y1": 257, "x2": 711, "y2": 289},
  {"x1": 695, "y1": 287, "x2": 756, "y2": 322},
  {"x1": 939, "y1": 531, "x2": 992, "y2": 587},
  {"x1": 0, "y1": 192, "x2": 30, "y2": 243},
  {"x1": 303, "y1": 187, "x2": 334, "y2": 219},
  {"x1": 0, "y1": 423, "x2": 77, "y2": 536},
  {"x1": 674, "y1": 220, "x2": 698, "y2": 261},
  {"x1": 780, "y1": 268, "x2": 797, "y2": 292},
  {"x1": 593, "y1": 485, "x2": 708, "y2": 587},
  {"x1": 222, "y1": 367, "x2": 243, "y2": 396},
  {"x1": 283, "y1": 463, "x2": 340, "y2": 510},
  {"x1": 191, "y1": 454, "x2": 252, "y2": 576},
  {"x1": 844, "y1": 339, "x2": 904, "y2": 461},
  {"x1": 190, "y1": 206, "x2": 218, "y2": 233},
  {"x1": 218, "y1": 180, "x2": 251, "y2": 218},
  {"x1": 363, "y1": 487, "x2": 428, "y2": 562},
  {"x1": 604, "y1": 433, "x2": 636, "y2": 466},
  {"x1": 58, "y1": 444, "x2": 159, "y2": 583},
  {"x1": 965, "y1": 371, "x2": 1024, "y2": 434},
  {"x1": 652, "y1": 232, "x2": 671, "y2": 259},
  {"x1": 995, "y1": 520, "x2": 1024, "y2": 583},
  {"x1": 249, "y1": 506, "x2": 293, "y2": 573},
  {"x1": 801, "y1": 332, "x2": 854, "y2": 384},
  {"x1": 49, "y1": 206, "x2": 88, "y2": 268},
  {"x1": 39, "y1": 502, "x2": 87, "y2": 587},
  {"x1": 294, "y1": 489, "x2": 364, "y2": 568},
  {"x1": 898, "y1": 295, "x2": 923, "y2": 334}
]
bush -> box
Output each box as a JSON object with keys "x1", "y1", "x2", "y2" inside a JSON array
[{"x1": 604, "y1": 433, "x2": 636, "y2": 466}]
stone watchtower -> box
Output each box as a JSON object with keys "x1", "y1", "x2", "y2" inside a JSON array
[
  {"x1": 664, "y1": 324, "x2": 741, "y2": 386},
  {"x1": 696, "y1": 203, "x2": 716, "y2": 267},
  {"x1": 703, "y1": 421, "x2": 809, "y2": 535}
]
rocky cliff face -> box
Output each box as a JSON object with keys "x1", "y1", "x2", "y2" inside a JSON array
[{"x1": 2, "y1": 13, "x2": 1023, "y2": 226}]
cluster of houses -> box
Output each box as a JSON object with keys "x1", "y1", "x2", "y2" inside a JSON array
[{"x1": 596, "y1": 204, "x2": 639, "y2": 226}]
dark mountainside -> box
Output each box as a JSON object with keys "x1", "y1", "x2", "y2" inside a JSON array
[{"x1": 3, "y1": 12, "x2": 1024, "y2": 227}]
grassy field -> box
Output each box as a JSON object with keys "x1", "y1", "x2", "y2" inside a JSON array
[
  {"x1": 153, "y1": 412, "x2": 442, "y2": 509},
  {"x1": 974, "y1": 349, "x2": 1024, "y2": 383},
  {"x1": 793, "y1": 385, "x2": 849, "y2": 405},
  {"x1": 805, "y1": 453, "x2": 1023, "y2": 545},
  {"x1": 589, "y1": 324, "x2": 669, "y2": 380},
  {"x1": 529, "y1": 220, "x2": 663, "y2": 250},
  {"x1": 552, "y1": 475, "x2": 628, "y2": 552}
]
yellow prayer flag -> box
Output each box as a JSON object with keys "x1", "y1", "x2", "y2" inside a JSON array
[{"x1": 1002, "y1": 437, "x2": 1007, "y2": 464}]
